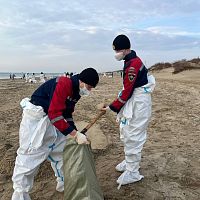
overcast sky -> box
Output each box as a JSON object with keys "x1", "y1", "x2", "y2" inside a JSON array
[{"x1": 0, "y1": 0, "x2": 200, "y2": 73}]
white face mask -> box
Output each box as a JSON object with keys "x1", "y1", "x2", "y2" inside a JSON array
[
  {"x1": 79, "y1": 84, "x2": 90, "y2": 96},
  {"x1": 115, "y1": 51, "x2": 125, "y2": 61}
]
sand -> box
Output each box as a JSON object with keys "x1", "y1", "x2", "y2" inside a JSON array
[{"x1": 0, "y1": 70, "x2": 200, "y2": 200}]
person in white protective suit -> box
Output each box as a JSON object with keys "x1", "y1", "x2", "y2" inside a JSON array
[
  {"x1": 29, "y1": 73, "x2": 37, "y2": 83},
  {"x1": 39, "y1": 72, "x2": 46, "y2": 83},
  {"x1": 101, "y1": 34, "x2": 156, "y2": 188},
  {"x1": 11, "y1": 68, "x2": 99, "y2": 200},
  {"x1": 25, "y1": 73, "x2": 29, "y2": 83}
]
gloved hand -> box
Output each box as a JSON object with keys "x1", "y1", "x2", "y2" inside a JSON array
[
  {"x1": 96, "y1": 102, "x2": 111, "y2": 112},
  {"x1": 100, "y1": 105, "x2": 111, "y2": 112},
  {"x1": 74, "y1": 131, "x2": 90, "y2": 144}
]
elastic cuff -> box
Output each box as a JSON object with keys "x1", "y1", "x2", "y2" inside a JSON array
[
  {"x1": 109, "y1": 105, "x2": 120, "y2": 113},
  {"x1": 62, "y1": 126, "x2": 74, "y2": 136}
]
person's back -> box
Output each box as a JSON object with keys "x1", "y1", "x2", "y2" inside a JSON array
[{"x1": 30, "y1": 77, "x2": 57, "y2": 113}]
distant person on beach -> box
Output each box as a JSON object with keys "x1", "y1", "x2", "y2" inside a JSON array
[
  {"x1": 22, "y1": 73, "x2": 25, "y2": 79},
  {"x1": 101, "y1": 34, "x2": 156, "y2": 188},
  {"x1": 11, "y1": 73, "x2": 16, "y2": 80},
  {"x1": 25, "y1": 73, "x2": 29, "y2": 82},
  {"x1": 65, "y1": 72, "x2": 70, "y2": 78},
  {"x1": 11, "y1": 68, "x2": 99, "y2": 200},
  {"x1": 70, "y1": 72, "x2": 73, "y2": 78},
  {"x1": 39, "y1": 72, "x2": 46, "y2": 83},
  {"x1": 29, "y1": 73, "x2": 37, "y2": 83}
]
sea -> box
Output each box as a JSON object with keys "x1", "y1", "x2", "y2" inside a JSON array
[{"x1": 0, "y1": 72, "x2": 63, "y2": 79}]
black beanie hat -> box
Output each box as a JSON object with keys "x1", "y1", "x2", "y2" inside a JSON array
[
  {"x1": 79, "y1": 68, "x2": 99, "y2": 88},
  {"x1": 112, "y1": 34, "x2": 131, "y2": 50}
]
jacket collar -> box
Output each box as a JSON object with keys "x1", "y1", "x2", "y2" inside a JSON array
[
  {"x1": 70, "y1": 74, "x2": 81, "y2": 100},
  {"x1": 124, "y1": 50, "x2": 137, "y2": 62},
  {"x1": 123, "y1": 50, "x2": 137, "y2": 69}
]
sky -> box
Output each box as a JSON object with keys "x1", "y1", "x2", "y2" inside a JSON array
[{"x1": 0, "y1": 0, "x2": 200, "y2": 73}]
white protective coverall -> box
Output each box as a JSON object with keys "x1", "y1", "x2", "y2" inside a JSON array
[
  {"x1": 12, "y1": 98, "x2": 66, "y2": 200},
  {"x1": 116, "y1": 75, "x2": 155, "y2": 188},
  {"x1": 39, "y1": 73, "x2": 46, "y2": 83}
]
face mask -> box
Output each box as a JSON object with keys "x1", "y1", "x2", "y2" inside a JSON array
[
  {"x1": 79, "y1": 84, "x2": 90, "y2": 96},
  {"x1": 115, "y1": 51, "x2": 125, "y2": 61}
]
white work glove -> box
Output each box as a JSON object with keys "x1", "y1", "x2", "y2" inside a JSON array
[
  {"x1": 100, "y1": 104, "x2": 111, "y2": 112},
  {"x1": 74, "y1": 131, "x2": 90, "y2": 144}
]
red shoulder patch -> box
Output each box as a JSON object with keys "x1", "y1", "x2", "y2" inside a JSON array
[{"x1": 128, "y1": 67, "x2": 136, "y2": 82}]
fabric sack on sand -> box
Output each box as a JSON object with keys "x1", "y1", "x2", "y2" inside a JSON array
[{"x1": 63, "y1": 137, "x2": 104, "y2": 200}]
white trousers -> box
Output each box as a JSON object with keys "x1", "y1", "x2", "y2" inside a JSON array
[
  {"x1": 12, "y1": 99, "x2": 66, "y2": 200},
  {"x1": 119, "y1": 92, "x2": 152, "y2": 172}
]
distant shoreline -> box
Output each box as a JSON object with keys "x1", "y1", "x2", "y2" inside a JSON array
[{"x1": 0, "y1": 72, "x2": 63, "y2": 80}]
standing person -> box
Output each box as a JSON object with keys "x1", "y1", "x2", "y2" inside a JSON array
[
  {"x1": 66, "y1": 72, "x2": 70, "y2": 78},
  {"x1": 70, "y1": 72, "x2": 73, "y2": 78},
  {"x1": 12, "y1": 73, "x2": 16, "y2": 80},
  {"x1": 22, "y1": 72, "x2": 25, "y2": 79},
  {"x1": 101, "y1": 35, "x2": 155, "y2": 187},
  {"x1": 11, "y1": 68, "x2": 99, "y2": 200},
  {"x1": 25, "y1": 73, "x2": 29, "y2": 82},
  {"x1": 39, "y1": 72, "x2": 46, "y2": 83}
]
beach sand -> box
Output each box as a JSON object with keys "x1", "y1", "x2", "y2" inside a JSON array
[{"x1": 0, "y1": 70, "x2": 200, "y2": 200}]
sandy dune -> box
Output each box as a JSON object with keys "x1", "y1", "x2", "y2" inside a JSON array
[{"x1": 0, "y1": 69, "x2": 199, "y2": 199}]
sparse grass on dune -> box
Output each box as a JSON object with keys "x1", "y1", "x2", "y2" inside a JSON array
[{"x1": 149, "y1": 57, "x2": 200, "y2": 74}]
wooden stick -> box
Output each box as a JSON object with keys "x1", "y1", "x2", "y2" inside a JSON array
[{"x1": 81, "y1": 111, "x2": 106, "y2": 134}]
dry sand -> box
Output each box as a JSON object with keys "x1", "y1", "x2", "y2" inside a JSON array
[{"x1": 0, "y1": 70, "x2": 200, "y2": 200}]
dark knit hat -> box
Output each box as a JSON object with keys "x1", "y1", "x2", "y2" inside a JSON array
[
  {"x1": 112, "y1": 34, "x2": 131, "y2": 50},
  {"x1": 79, "y1": 68, "x2": 99, "y2": 87}
]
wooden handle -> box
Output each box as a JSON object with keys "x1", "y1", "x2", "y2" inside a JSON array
[{"x1": 81, "y1": 111, "x2": 106, "y2": 134}]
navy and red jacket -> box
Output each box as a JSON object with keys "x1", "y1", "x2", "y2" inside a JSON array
[
  {"x1": 109, "y1": 50, "x2": 148, "y2": 113},
  {"x1": 30, "y1": 74, "x2": 81, "y2": 135}
]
